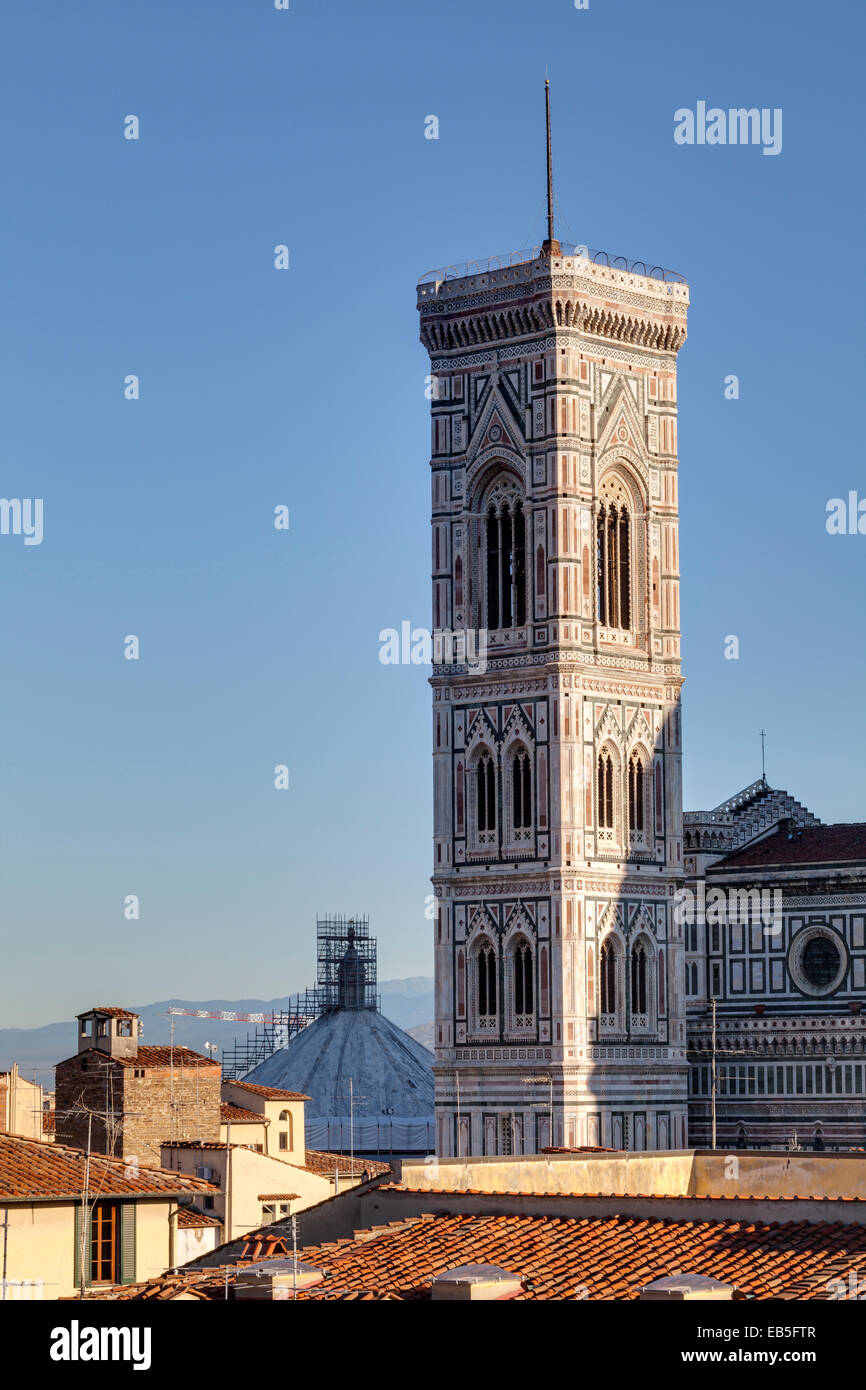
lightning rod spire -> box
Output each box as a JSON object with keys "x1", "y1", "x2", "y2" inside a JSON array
[{"x1": 542, "y1": 76, "x2": 561, "y2": 257}]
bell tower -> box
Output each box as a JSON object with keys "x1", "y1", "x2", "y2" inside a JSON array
[{"x1": 418, "y1": 87, "x2": 690, "y2": 1156}]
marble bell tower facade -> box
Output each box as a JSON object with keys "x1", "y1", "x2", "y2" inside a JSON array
[{"x1": 418, "y1": 182, "x2": 691, "y2": 1155}]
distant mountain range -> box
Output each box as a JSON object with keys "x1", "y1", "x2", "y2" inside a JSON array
[{"x1": 0, "y1": 978, "x2": 435, "y2": 1086}]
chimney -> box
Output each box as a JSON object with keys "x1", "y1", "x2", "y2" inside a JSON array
[
  {"x1": 234, "y1": 1260, "x2": 324, "y2": 1300},
  {"x1": 432, "y1": 1264, "x2": 524, "y2": 1302},
  {"x1": 639, "y1": 1274, "x2": 735, "y2": 1302}
]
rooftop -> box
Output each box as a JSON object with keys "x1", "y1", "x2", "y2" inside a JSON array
[
  {"x1": 220, "y1": 1103, "x2": 267, "y2": 1125},
  {"x1": 88, "y1": 1208, "x2": 866, "y2": 1301},
  {"x1": 242, "y1": 1008, "x2": 433, "y2": 1119},
  {"x1": 176, "y1": 1206, "x2": 222, "y2": 1229},
  {"x1": 58, "y1": 1045, "x2": 219, "y2": 1071},
  {"x1": 227, "y1": 1081, "x2": 311, "y2": 1102},
  {"x1": 417, "y1": 241, "x2": 686, "y2": 288},
  {"x1": 304, "y1": 1150, "x2": 390, "y2": 1180},
  {"x1": 78, "y1": 1006, "x2": 139, "y2": 1020},
  {"x1": 0, "y1": 1131, "x2": 218, "y2": 1202},
  {"x1": 711, "y1": 822, "x2": 866, "y2": 871}
]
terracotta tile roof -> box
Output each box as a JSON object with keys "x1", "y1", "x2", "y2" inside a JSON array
[
  {"x1": 161, "y1": 1141, "x2": 234, "y2": 1151},
  {"x1": 712, "y1": 822, "x2": 866, "y2": 870},
  {"x1": 304, "y1": 1150, "x2": 390, "y2": 1179},
  {"x1": 541, "y1": 1145, "x2": 619, "y2": 1155},
  {"x1": 228, "y1": 1081, "x2": 311, "y2": 1102},
  {"x1": 57, "y1": 1046, "x2": 219, "y2": 1071},
  {"x1": 379, "y1": 1182, "x2": 866, "y2": 1204},
  {"x1": 220, "y1": 1103, "x2": 267, "y2": 1125},
  {"x1": 257, "y1": 1192, "x2": 300, "y2": 1201},
  {"x1": 176, "y1": 1206, "x2": 222, "y2": 1228},
  {"x1": 0, "y1": 1131, "x2": 218, "y2": 1201},
  {"x1": 90, "y1": 1208, "x2": 866, "y2": 1301},
  {"x1": 80, "y1": 1006, "x2": 139, "y2": 1020}
]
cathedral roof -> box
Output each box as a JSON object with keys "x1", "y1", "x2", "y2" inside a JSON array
[
  {"x1": 241, "y1": 1008, "x2": 433, "y2": 1119},
  {"x1": 710, "y1": 822, "x2": 866, "y2": 871}
]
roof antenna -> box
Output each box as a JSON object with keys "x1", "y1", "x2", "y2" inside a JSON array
[
  {"x1": 760, "y1": 729, "x2": 767, "y2": 785},
  {"x1": 542, "y1": 74, "x2": 561, "y2": 257}
]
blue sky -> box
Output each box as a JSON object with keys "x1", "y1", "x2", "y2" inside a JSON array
[{"x1": 1, "y1": 0, "x2": 863, "y2": 1027}]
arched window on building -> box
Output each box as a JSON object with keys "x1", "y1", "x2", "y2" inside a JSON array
[
  {"x1": 277, "y1": 1110, "x2": 292, "y2": 1151},
  {"x1": 475, "y1": 750, "x2": 496, "y2": 834},
  {"x1": 511, "y1": 938, "x2": 534, "y2": 1024},
  {"x1": 596, "y1": 495, "x2": 631, "y2": 630},
  {"x1": 597, "y1": 750, "x2": 615, "y2": 830},
  {"x1": 485, "y1": 485, "x2": 527, "y2": 629},
  {"x1": 631, "y1": 941, "x2": 648, "y2": 1018},
  {"x1": 600, "y1": 940, "x2": 618, "y2": 1025},
  {"x1": 628, "y1": 753, "x2": 645, "y2": 834},
  {"x1": 510, "y1": 745, "x2": 532, "y2": 839},
  {"x1": 476, "y1": 941, "x2": 497, "y2": 1027}
]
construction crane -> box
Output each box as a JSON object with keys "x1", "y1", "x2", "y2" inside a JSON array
[
  {"x1": 163, "y1": 1007, "x2": 313, "y2": 1026},
  {"x1": 161, "y1": 1002, "x2": 321, "y2": 1080}
]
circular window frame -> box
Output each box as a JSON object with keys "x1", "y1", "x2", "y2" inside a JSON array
[{"x1": 787, "y1": 925, "x2": 848, "y2": 998}]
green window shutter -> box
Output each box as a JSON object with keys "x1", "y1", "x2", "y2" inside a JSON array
[
  {"x1": 73, "y1": 1205, "x2": 80, "y2": 1291},
  {"x1": 120, "y1": 1203, "x2": 136, "y2": 1284},
  {"x1": 73, "y1": 1205, "x2": 92, "y2": 1292}
]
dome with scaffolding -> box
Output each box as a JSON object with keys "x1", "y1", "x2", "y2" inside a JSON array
[{"x1": 241, "y1": 917, "x2": 434, "y2": 1154}]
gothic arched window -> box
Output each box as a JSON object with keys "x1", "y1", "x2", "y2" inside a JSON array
[
  {"x1": 485, "y1": 484, "x2": 527, "y2": 630},
  {"x1": 596, "y1": 496, "x2": 632, "y2": 630},
  {"x1": 600, "y1": 940, "x2": 617, "y2": 1016},
  {"x1": 597, "y1": 750, "x2": 614, "y2": 830},
  {"x1": 631, "y1": 941, "x2": 648, "y2": 1016},
  {"x1": 628, "y1": 753, "x2": 645, "y2": 833},
  {"x1": 512, "y1": 938, "x2": 534, "y2": 1018},
  {"x1": 477, "y1": 942, "x2": 497, "y2": 1020},
  {"x1": 510, "y1": 746, "x2": 532, "y2": 831},
  {"x1": 475, "y1": 750, "x2": 496, "y2": 834}
]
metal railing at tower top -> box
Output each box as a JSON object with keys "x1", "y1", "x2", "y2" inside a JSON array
[{"x1": 417, "y1": 242, "x2": 687, "y2": 288}]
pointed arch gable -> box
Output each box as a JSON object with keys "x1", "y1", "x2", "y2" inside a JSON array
[
  {"x1": 594, "y1": 704, "x2": 623, "y2": 744},
  {"x1": 629, "y1": 904, "x2": 657, "y2": 940},
  {"x1": 597, "y1": 902, "x2": 627, "y2": 950},
  {"x1": 502, "y1": 702, "x2": 534, "y2": 748},
  {"x1": 465, "y1": 709, "x2": 499, "y2": 754},
  {"x1": 502, "y1": 904, "x2": 535, "y2": 945},
  {"x1": 468, "y1": 905, "x2": 499, "y2": 940}
]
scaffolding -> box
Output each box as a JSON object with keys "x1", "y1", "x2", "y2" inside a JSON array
[
  {"x1": 220, "y1": 995, "x2": 319, "y2": 1080},
  {"x1": 220, "y1": 915, "x2": 377, "y2": 1079},
  {"x1": 311, "y1": 915, "x2": 378, "y2": 1014}
]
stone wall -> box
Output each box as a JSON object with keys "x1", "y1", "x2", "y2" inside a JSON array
[{"x1": 55, "y1": 1056, "x2": 221, "y2": 1168}]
